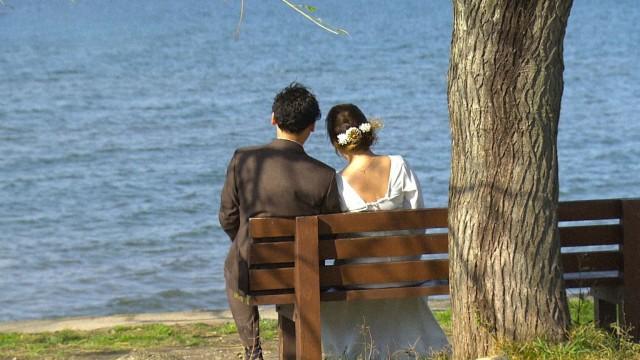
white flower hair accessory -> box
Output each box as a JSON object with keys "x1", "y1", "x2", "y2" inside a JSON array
[{"x1": 336, "y1": 119, "x2": 383, "y2": 146}]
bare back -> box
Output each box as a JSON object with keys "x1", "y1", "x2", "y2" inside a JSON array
[{"x1": 340, "y1": 155, "x2": 392, "y2": 203}]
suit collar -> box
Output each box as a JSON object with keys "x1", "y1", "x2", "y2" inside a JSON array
[{"x1": 270, "y1": 138, "x2": 306, "y2": 153}]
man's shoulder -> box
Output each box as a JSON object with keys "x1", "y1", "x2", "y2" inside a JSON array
[
  {"x1": 303, "y1": 155, "x2": 336, "y2": 175},
  {"x1": 234, "y1": 143, "x2": 270, "y2": 155},
  {"x1": 229, "y1": 143, "x2": 273, "y2": 162},
  {"x1": 233, "y1": 143, "x2": 336, "y2": 174}
]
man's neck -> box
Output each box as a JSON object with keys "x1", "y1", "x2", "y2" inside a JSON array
[
  {"x1": 277, "y1": 137, "x2": 304, "y2": 146},
  {"x1": 276, "y1": 128, "x2": 308, "y2": 146}
]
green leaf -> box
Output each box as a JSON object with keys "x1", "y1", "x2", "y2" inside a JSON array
[{"x1": 280, "y1": 0, "x2": 349, "y2": 36}]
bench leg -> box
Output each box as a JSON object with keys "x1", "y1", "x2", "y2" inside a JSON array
[
  {"x1": 595, "y1": 298, "x2": 618, "y2": 330},
  {"x1": 622, "y1": 200, "x2": 640, "y2": 340},
  {"x1": 279, "y1": 313, "x2": 296, "y2": 360}
]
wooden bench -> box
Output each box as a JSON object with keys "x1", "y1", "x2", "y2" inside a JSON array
[{"x1": 247, "y1": 198, "x2": 640, "y2": 360}]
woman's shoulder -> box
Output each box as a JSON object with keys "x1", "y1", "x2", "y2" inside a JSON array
[
  {"x1": 387, "y1": 155, "x2": 411, "y2": 171},
  {"x1": 381, "y1": 155, "x2": 404, "y2": 188}
]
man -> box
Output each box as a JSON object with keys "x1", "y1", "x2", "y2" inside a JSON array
[{"x1": 219, "y1": 83, "x2": 342, "y2": 360}]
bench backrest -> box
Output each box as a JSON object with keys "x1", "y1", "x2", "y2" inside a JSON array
[
  {"x1": 247, "y1": 199, "x2": 640, "y2": 306},
  {"x1": 249, "y1": 208, "x2": 448, "y2": 304}
]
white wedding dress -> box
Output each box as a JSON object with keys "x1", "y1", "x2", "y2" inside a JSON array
[{"x1": 321, "y1": 155, "x2": 449, "y2": 359}]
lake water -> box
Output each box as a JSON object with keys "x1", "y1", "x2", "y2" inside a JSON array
[{"x1": 0, "y1": 0, "x2": 638, "y2": 321}]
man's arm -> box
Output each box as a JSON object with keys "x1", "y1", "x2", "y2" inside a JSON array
[
  {"x1": 321, "y1": 175, "x2": 342, "y2": 214},
  {"x1": 219, "y1": 151, "x2": 240, "y2": 240}
]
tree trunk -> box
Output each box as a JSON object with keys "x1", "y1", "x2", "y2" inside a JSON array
[{"x1": 447, "y1": 1, "x2": 573, "y2": 358}]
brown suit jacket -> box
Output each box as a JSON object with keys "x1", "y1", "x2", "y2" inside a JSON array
[{"x1": 219, "y1": 139, "x2": 342, "y2": 296}]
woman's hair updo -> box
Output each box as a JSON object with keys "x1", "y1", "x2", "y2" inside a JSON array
[{"x1": 326, "y1": 103, "x2": 379, "y2": 154}]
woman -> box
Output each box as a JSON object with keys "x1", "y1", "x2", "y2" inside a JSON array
[{"x1": 321, "y1": 104, "x2": 448, "y2": 359}]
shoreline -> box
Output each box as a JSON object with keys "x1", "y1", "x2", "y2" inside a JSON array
[
  {"x1": 0, "y1": 299, "x2": 451, "y2": 334},
  {"x1": 0, "y1": 307, "x2": 277, "y2": 334}
]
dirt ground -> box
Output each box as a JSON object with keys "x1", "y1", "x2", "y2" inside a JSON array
[{"x1": 5, "y1": 335, "x2": 279, "y2": 360}]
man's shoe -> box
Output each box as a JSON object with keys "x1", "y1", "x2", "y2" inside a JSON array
[{"x1": 245, "y1": 345, "x2": 264, "y2": 360}]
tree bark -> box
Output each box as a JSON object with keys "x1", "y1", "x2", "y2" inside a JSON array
[{"x1": 447, "y1": 1, "x2": 573, "y2": 359}]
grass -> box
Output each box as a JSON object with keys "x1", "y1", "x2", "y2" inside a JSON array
[
  {"x1": 0, "y1": 320, "x2": 277, "y2": 359},
  {"x1": 432, "y1": 309, "x2": 452, "y2": 334},
  {"x1": 569, "y1": 293, "x2": 595, "y2": 325},
  {"x1": 494, "y1": 296, "x2": 640, "y2": 359},
  {"x1": 500, "y1": 324, "x2": 640, "y2": 360},
  {"x1": 437, "y1": 296, "x2": 639, "y2": 360},
  {"x1": 1, "y1": 297, "x2": 638, "y2": 359},
  {"x1": 398, "y1": 297, "x2": 638, "y2": 360}
]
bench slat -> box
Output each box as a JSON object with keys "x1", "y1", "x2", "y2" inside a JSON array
[
  {"x1": 565, "y1": 276, "x2": 622, "y2": 289},
  {"x1": 249, "y1": 285, "x2": 450, "y2": 305},
  {"x1": 250, "y1": 268, "x2": 293, "y2": 291},
  {"x1": 322, "y1": 234, "x2": 448, "y2": 259},
  {"x1": 251, "y1": 277, "x2": 623, "y2": 305},
  {"x1": 249, "y1": 217, "x2": 296, "y2": 238},
  {"x1": 251, "y1": 241, "x2": 294, "y2": 264},
  {"x1": 249, "y1": 201, "x2": 622, "y2": 253},
  {"x1": 321, "y1": 260, "x2": 449, "y2": 287},
  {"x1": 250, "y1": 234, "x2": 448, "y2": 265},
  {"x1": 250, "y1": 251, "x2": 622, "y2": 291},
  {"x1": 249, "y1": 276, "x2": 624, "y2": 305},
  {"x1": 558, "y1": 199, "x2": 621, "y2": 221},
  {"x1": 250, "y1": 265, "x2": 624, "y2": 303},
  {"x1": 249, "y1": 200, "x2": 622, "y2": 237},
  {"x1": 250, "y1": 292, "x2": 295, "y2": 305},
  {"x1": 562, "y1": 251, "x2": 622, "y2": 273},
  {"x1": 249, "y1": 224, "x2": 624, "y2": 265},
  {"x1": 559, "y1": 224, "x2": 622, "y2": 247},
  {"x1": 320, "y1": 284, "x2": 450, "y2": 302},
  {"x1": 317, "y1": 208, "x2": 448, "y2": 234},
  {"x1": 250, "y1": 260, "x2": 449, "y2": 291},
  {"x1": 250, "y1": 225, "x2": 623, "y2": 265}
]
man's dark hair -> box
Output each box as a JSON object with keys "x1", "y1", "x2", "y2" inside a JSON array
[{"x1": 272, "y1": 82, "x2": 321, "y2": 134}]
